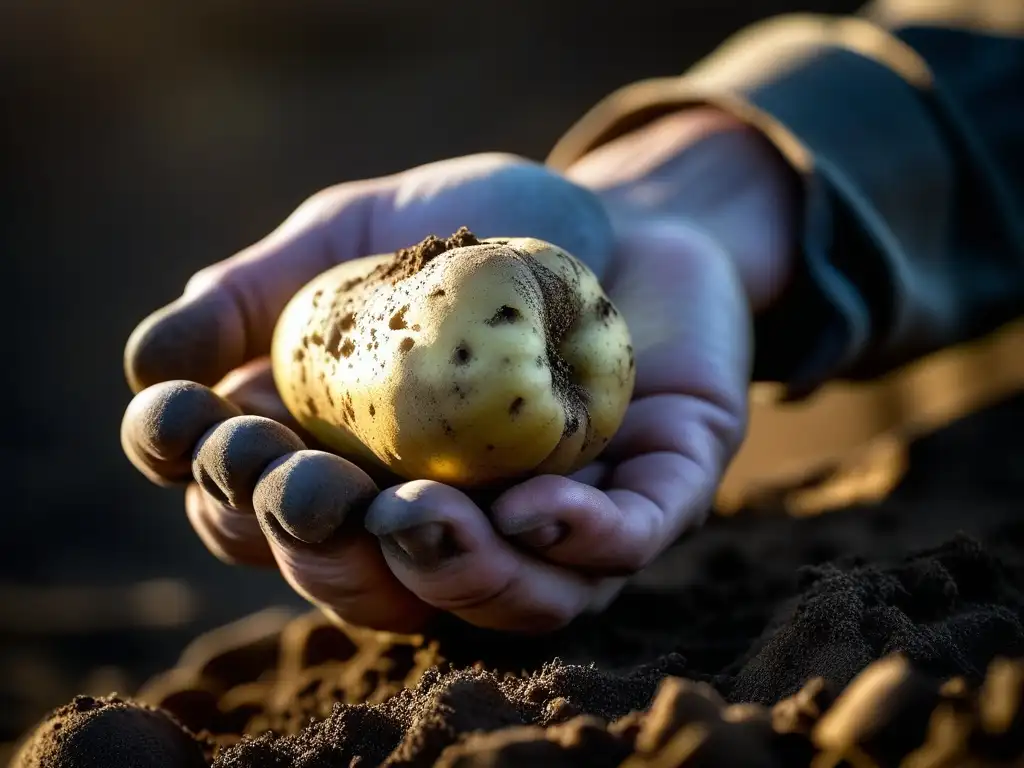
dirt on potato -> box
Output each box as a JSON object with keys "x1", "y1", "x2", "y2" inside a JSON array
[{"x1": 12, "y1": 393, "x2": 1024, "y2": 767}]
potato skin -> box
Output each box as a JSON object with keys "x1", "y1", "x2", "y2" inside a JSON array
[{"x1": 271, "y1": 230, "x2": 635, "y2": 488}]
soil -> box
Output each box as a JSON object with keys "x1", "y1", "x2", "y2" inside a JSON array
[{"x1": 11, "y1": 392, "x2": 1024, "y2": 767}]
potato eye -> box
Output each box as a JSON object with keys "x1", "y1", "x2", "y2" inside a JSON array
[{"x1": 486, "y1": 305, "x2": 521, "y2": 325}]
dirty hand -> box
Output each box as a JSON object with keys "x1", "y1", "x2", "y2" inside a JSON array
[{"x1": 121, "y1": 108, "x2": 796, "y2": 633}]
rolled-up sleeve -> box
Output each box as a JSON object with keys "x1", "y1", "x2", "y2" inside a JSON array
[{"x1": 547, "y1": 2, "x2": 1024, "y2": 399}]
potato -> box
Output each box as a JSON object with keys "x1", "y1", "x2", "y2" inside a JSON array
[{"x1": 270, "y1": 228, "x2": 635, "y2": 488}]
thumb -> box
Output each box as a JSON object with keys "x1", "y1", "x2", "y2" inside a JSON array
[{"x1": 125, "y1": 154, "x2": 615, "y2": 393}]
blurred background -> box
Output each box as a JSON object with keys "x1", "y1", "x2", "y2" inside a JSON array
[{"x1": 14, "y1": 0, "x2": 1018, "y2": 753}]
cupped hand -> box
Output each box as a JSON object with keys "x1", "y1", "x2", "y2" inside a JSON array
[{"x1": 121, "y1": 111, "x2": 796, "y2": 634}]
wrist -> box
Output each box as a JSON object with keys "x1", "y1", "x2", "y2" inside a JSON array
[
  {"x1": 564, "y1": 107, "x2": 745, "y2": 190},
  {"x1": 563, "y1": 107, "x2": 802, "y2": 313}
]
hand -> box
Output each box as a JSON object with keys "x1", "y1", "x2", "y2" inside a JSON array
[{"x1": 121, "y1": 112, "x2": 797, "y2": 634}]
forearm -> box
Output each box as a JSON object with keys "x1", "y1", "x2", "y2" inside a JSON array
[{"x1": 549, "y1": 5, "x2": 1024, "y2": 399}]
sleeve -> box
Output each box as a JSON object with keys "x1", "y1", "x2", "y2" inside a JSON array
[{"x1": 547, "y1": 1, "x2": 1024, "y2": 399}]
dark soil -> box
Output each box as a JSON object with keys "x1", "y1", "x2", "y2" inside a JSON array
[{"x1": 11, "y1": 392, "x2": 1024, "y2": 767}]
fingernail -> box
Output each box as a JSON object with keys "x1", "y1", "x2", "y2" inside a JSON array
[
  {"x1": 381, "y1": 522, "x2": 461, "y2": 570},
  {"x1": 514, "y1": 522, "x2": 569, "y2": 550}
]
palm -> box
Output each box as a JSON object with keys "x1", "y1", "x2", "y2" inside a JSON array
[{"x1": 593, "y1": 221, "x2": 751, "y2": 538}]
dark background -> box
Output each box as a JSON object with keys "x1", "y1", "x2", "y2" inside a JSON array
[{"x1": 0, "y1": 0, "x2": 862, "y2": 747}]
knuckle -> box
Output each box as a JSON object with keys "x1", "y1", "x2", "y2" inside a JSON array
[
  {"x1": 183, "y1": 263, "x2": 225, "y2": 296},
  {"x1": 298, "y1": 183, "x2": 348, "y2": 214},
  {"x1": 283, "y1": 184, "x2": 356, "y2": 236}
]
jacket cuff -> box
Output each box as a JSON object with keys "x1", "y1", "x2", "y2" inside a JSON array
[{"x1": 547, "y1": 14, "x2": 937, "y2": 399}]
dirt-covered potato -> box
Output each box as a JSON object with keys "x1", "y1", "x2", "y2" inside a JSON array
[{"x1": 271, "y1": 228, "x2": 635, "y2": 488}]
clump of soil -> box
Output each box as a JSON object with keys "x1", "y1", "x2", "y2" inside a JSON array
[
  {"x1": 12, "y1": 395, "x2": 1024, "y2": 767},
  {"x1": 14, "y1": 532, "x2": 1024, "y2": 767},
  {"x1": 369, "y1": 227, "x2": 482, "y2": 288},
  {"x1": 9, "y1": 694, "x2": 209, "y2": 768}
]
